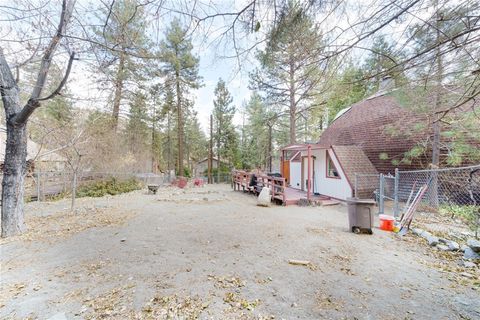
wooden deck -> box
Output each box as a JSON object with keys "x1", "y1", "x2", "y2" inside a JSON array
[
  {"x1": 232, "y1": 170, "x2": 341, "y2": 206},
  {"x1": 276, "y1": 188, "x2": 330, "y2": 206}
]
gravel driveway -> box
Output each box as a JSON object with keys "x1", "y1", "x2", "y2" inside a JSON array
[{"x1": 1, "y1": 184, "x2": 479, "y2": 319}]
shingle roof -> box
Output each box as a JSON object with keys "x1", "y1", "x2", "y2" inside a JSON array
[
  {"x1": 331, "y1": 145, "x2": 378, "y2": 187},
  {"x1": 318, "y1": 94, "x2": 427, "y2": 174}
]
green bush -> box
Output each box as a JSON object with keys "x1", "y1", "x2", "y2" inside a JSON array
[
  {"x1": 76, "y1": 177, "x2": 141, "y2": 198},
  {"x1": 176, "y1": 167, "x2": 191, "y2": 178}
]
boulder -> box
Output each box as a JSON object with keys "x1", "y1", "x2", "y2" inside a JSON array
[
  {"x1": 420, "y1": 230, "x2": 432, "y2": 239},
  {"x1": 446, "y1": 240, "x2": 460, "y2": 251},
  {"x1": 462, "y1": 261, "x2": 477, "y2": 268},
  {"x1": 467, "y1": 239, "x2": 480, "y2": 253},
  {"x1": 426, "y1": 234, "x2": 439, "y2": 247},
  {"x1": 463, "y1": 247, "x2": 480, "y2": 260},
  {"x1": 257, "y1": 187, "x2": 271, "y2": 207},
  {"x1": 436, "y1": 244, "x2": 450, "y2": 251},
  {"x1": 412, "y1": 228, "x2": 423, "y2": 236}
]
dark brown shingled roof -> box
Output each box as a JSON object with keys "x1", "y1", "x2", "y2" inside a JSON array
[
  {"x1": 331, "y1": 145, "x2": 379, "y2": 198},
  {"x1": 318, "y1": 94, "x2": 428, "y2": 174},
  {"x1": 331, "y1": 145, "x2": 378, "y2": 186}
]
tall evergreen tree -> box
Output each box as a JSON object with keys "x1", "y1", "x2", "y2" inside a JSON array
[
  {"x1": 250, "y1": 1, "x2": 326, "y2": 144},
  {"x1": 212, "y1": 79, "x2": 237, "y2": 179},
  {"x1": 92, "y1": 0, "x2": 150, "y2": 130},
  {"x1": 125, "y1": 91, "x2": 150, "y2": 158},
  {"x1": 160, "y1": 19, "x2": 201, "y2": 177}
]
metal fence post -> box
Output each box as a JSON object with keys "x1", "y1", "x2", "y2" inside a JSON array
[
  {"x1": 379, "y1": 173, "x2": 384, "y2": 215},
  {"x1": 394, "y1": 168, "x2": 399, "y2": 218}
]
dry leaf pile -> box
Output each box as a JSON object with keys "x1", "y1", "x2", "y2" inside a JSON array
[
  {"x1": 139, "y1": 294, "x2": 206, "y2": 319},
  {"x1": 0, "y1": 207, "x2": 136, "y2": 244},
  {"x1": 207, "y1": 275, "x2": 246, "y2": 289}
]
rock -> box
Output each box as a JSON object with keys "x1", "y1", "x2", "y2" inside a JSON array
[
  {"x1": 257, "y1": 187, "x2": 271, "y2": 207},
  {"x1": 426, "y1": 234, "x2": 439, "y2": 246},
  {"x1": 460, "y1": 272, "x2": 474, "y2": 279},
  {"x1": 463, "y1": 261, "x2": 477, "y2": 268},
  {"x1": 461, "y1": 231, "x2": 474, "y2": 237},
  {"x1": 463, "y1": 248, "x2": 480, "y2": 260},
  {"x1": 447, "y1": 240, "x2": 460, "y2": 251},
  {"x1": 436, "y1": 244, "x2": 450, "y2": 251},
  {"x1": 438, "y1": 238, "x2": 448, "y2": 244},
  {"x1": 412, "y1": 228, "x2": 423, "y2": 236},
  {"x1": 420, "y1": 230, "x2": 432, "y2": 239},
  {"x1": 467, "y1": 239, "x2": 480, "y2": 253},
  {"x1": 461, "y1": 245, "x2": 469, "y2": 252}
]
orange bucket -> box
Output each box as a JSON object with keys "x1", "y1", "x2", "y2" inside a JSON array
[{"x1": 379, "y1": 214, "x2": 395, "y2": 231}]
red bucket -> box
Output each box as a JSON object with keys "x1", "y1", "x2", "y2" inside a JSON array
[
  {"x1": 177, "y1": 177, "x2": 188, "y2": 189},
  {"x1": 379, "y1": 214, "x2": 395, "y2": 231}
]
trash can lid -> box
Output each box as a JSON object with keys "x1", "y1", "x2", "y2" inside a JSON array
[{"x1": 346, "y1": 197, "x2": 376, "y2": 205}]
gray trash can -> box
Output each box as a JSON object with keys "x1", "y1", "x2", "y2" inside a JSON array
[{"x1": 346, "y1": 198, "x2": 376, "y2": 234}]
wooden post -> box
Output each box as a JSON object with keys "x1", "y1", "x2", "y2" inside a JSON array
[
  {"x1": 307, "y1": 145, "x2": 312, "y2": 202},
  {"x1": 280, "y1": 150, "x2": 284, "y2": 177},
  {"x1": 268, "y1": 124, "x2": 272, "y2": 173},
  {"x1": 208, "y1": 114, "x2": 213, "y2": 184}
]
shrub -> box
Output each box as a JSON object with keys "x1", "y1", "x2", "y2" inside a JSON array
[{"x1": 76, "y1": 177, "x2": 141, "y2": 198}]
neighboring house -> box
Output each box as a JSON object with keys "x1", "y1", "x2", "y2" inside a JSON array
[
  {"x1": 194, "y1": 157, "x2": 228, "y2": 176},
  {"x1": 0, "y1": 132, "x2": 66, "y2": 172}
]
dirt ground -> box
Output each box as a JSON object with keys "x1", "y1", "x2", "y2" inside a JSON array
[{"x1": 1, "y1": 184, "x2": 479, "y2": 319}]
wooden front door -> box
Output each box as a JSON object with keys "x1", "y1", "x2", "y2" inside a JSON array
[{"x1": 282, "y1": 160, "x2": 290, "y2": 183}]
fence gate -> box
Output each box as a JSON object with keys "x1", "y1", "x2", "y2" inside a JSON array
[{"x1": 354, "y1": 173, "x2": 397, "y2": 216}]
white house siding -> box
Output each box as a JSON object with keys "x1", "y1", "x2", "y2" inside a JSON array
[
  {"x1": 289, "y1": 161, "x2": 302, "y2": 189},
  {"x1": 300, "y1": 149, "x2": 352, "y2": 200}
]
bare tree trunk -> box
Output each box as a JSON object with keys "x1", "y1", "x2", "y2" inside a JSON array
[
  {"x1": 71, "y1": 170, "x2": 77, "y2": 211},
  {"x1": 0, "y1": 51, "x2": 28, "y2": 236},
  {"x1": 175, "y1": 69, "x2": 184, "y2": 177},
  {"x1": 216, "y1": 120, "x2": 221, "y2": 184},
  {"x1": 0, "y1": 0, "x2": 75, "y2": 237},
  {"x1": 1, "y1": 124, "x2": 28, "y2": 237},
  {"x1": 112, "y1": 52, "x2": 126, "y2": 130}
]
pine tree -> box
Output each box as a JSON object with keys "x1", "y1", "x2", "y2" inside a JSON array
[
  {"x1": 212, "y1": 79, "x2": 238, "y2": 180},
  {"x1": 160, "y1": 19, "x2": 201, "y2": 177},
  {"x1": 92, "y1": 0, "x2": 151, "y2": 130},
  {"x1": 250, "y1": 2, "x2": 325, "y2": 144}
]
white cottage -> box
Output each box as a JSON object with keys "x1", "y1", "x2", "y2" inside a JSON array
[{"x1": 280, "y1": 144, "x2": 378, "y2": 200}]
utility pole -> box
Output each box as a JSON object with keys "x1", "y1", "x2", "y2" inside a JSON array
[
  {"x1": 267, "y1": 122, "x2": 273, "y2": 173},
  {"x1": 208, "y1": 114, "x2": 213, "y2": 184}
]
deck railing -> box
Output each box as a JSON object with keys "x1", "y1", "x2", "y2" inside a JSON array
[{"x1": 231, "y1": 170, "x2": 287, "y2": 204}]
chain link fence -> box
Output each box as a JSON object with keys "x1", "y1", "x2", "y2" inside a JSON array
[
  {"x1": 396, "y1": 165, "x2": 480, "y2": 208},
  {"x1": 355, "y1": 165, "x2": 480, "y2": 230}
]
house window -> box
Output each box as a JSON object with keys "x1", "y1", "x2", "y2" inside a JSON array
[{"x1": 326, "y1": 153, "x2": 340, "y2": 178}]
